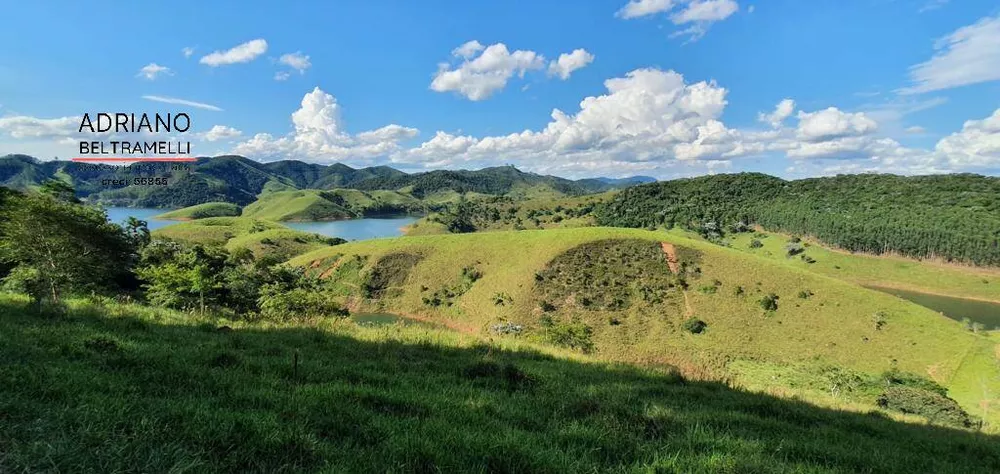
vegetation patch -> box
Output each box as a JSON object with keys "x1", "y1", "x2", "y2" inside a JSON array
[
  {"x1": 534, "y1": 239, "x2": 697, "y2": 311},
  {"x1": 422, "y1": 265, "x2": 482, "y2": 307},
  {"x1": 362, "y1": 252, "x2": 424, "y2": 298}
]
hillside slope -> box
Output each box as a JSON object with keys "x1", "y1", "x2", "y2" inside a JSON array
[
  {"x1": 1, "y1": 295, "x2": 998, "y2": 473},
  {"x1": 290, "y1": 227, "x2": 1000, "y2": 425}
]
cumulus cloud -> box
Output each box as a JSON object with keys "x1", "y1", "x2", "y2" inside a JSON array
[
  {"x1": 142, "y1": 95, "x2": 223, "y2": 112},
  {"x1": 617, "y1": 0, "x2": 740, "y2": 41},
  {"x1": 452, "y1": 40, "x2": 485, "y2": 59},
  {"x1": 279, "y1": 52, "x2": 311, "y2": 73},
  {"x1": 758, "y1": 99, "x2": 795, "y2": 128},
  {"x1": 547, "y1": 49, "x2": 595, "y2": 80},
  {"x1": 899, "y1": 15, "x2": 1000, "y2": 94},
  {"x1": 182, "y1": 47, "x2": 195, "y2": 58},
  {"x1": 274, "y1": 71, "x2": 291, "y2": 81},
  {"x1": 430, "y1": 42, "x2": 546, "y2": 101},
  {"x1": 934, "y1": 108, "x2": 1000, "y2": 169},
  {"x1": 0, "y1": 115, "x2": 80, "y2": 139},
  {"x1": 136, "y1": 63, "x2": 172, "y2": 80},
  {"x1": 795, "y1": 108, "x2": 878, "y2": 142},
  {"x1": 202, "y1": 125, "x2": 243, "y2": 142},
  {"x1": 199, "y1": 39, "x2": 268, "y2": 67},
  {"x1": 232, "y1": 87, "x2": 418, "y2": 164}
]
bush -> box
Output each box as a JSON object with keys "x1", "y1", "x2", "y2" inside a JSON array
[
  {"x1": 698, "y1": 285, "x2": 717, "y2": 295},
  {"x1": 258, "y1": 286, "x2": 349, "y2": 321},
  {"x1": 797, "y1": 290, "x2": 814, "y2": 299},
  {"x1": 682, "y1": 318, "x2": 707, "y2": 334},
  {"x1": 785, "y1": 243, "x2": 805, "y2": 257},
  {"x1": 759, "y1": 293, "x2": 779, "y2": 311},
  {"x1": 542, "y1": 319, "x2": 594, "y2": 352},
  {"x1": 749, "y1": 239, "x2": 764, "y2": 249},
  {"x1": 873, "y1": 311, "x2": 888, "y2": 330},
  {"x1": 876, "y1": 386, "x2": 977, "y2": 429}
]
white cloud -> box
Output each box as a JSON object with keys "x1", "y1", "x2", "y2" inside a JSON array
[
  {"x1": 616, "y1": 0, "x2": 677, "y2": 19},
  {"x1": 758, "y1": 99, "x2": 795, "y2": 128},
  {"x1": 0, "y1": 115, "x2": 80, "y2": 139},
  {"x1": 279, "y1": 52, "x2": 311, "y2": 73},
  {"x1": 274, "y1": 71, "x2": 291, "y2": 81},
  {"x1": 617, "y1": 0, "x2": 740, "y2": 41},
  {"x1": 452, "y1": 40, "x2": 485, "y2": 59},
  {"x1": 199, "y1": 39, "x2": 268, "y2": 67},
  {"x1": 905, "y1": 126, "x2": 927, "y2": 134},
  {"x1": 430, "y1": 42, "x2": 546, "y2": 101},
  {"x1": 899, "y1": 15, "x2": 1000, "y2": 94},
  {"x1": 232, "y1": 87, "x2": 418, "y2": 164},
  {"x1": 182, "y1": 47, "x2": 195, "y2": 58},
  {"x1": 142, "y1": 95, "x2": 223, "y2": 112},
  {"x1": 547, "y1": 49, "x2": 595, "y2": 80},
  {"x1": 795, "y1": 107, "x2": 878, "y2": 142},
  {"x1": 934, "y1": 108, "x2": 1000, "y2": 169},
  {"x1": 202, "y1": 125, "x2": 242, "y2": 142},
  {"x1": 136, "y1": 63, "x2": 172, "y2": 80}
]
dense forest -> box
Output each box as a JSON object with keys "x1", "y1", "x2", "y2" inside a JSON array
[
  {"x1": 0, "y1": 155, "x2": 638, "y2": 207},
  {"x1": 596, "y1": 173, "x2": 1000, "y2": 266}
]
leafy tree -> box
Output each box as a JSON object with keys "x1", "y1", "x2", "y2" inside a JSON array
[{"x1": 0, "y1": 193, "x2": 132, "y2": 302}]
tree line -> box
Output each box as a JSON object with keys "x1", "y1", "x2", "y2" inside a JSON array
[
  {"x1": 0, "y1": 181, "x2": 346, "y2": 318},
  {"x1": 595, "y1": 173, "x2": 1000, "y2": 266}
]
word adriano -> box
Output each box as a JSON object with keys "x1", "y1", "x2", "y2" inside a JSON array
[{"x1": 78, "y1": 113, "x2": 190, "y2": 134}]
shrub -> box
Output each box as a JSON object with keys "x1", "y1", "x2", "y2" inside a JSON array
[
  {"x1": 749, "y1": 239, "x2": 764, "y2": 249},
  {"x1": 876, "y1": 386, "x2": 976, "y2": 429},
  {"x1": 682, "y1": 318, "x2": 707, "y2": 334},
  {"x1": 461, "y1": 362, "x2": 536, "y2": 391},
  {"x1": 543, "y1": 319, "x2": 594, "y2": 352},
  {"x1": 759, "y1": 293, "x2": 779, "y2": 311},
  {"x1": 258, "y1": 287, "x2": 349, "y2": 321},
  {"x1": 800, "y1": 255, "x2": 817, "y2": 264},
  {"x1": 698, "y1": 285, "x2": 717, "y2": 295},
  {"x1": 797, "y1": 290, "x2": 814, "y2": 299},
  {"x1": 538, "y1": 300, "x2": 556, "y2": 312},
  {"x1": 785, "y1": 243, "x2": 805, "y2": 257},
  {"x1": 734, "y1": 286, "x2": 745, "y2": 296},
  {"x1": 873, "y1": 311, "x2": 888, "y2": 331}
]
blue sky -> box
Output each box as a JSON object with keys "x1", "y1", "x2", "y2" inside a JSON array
[{"x1": 1, "y1": 0, "x2": 998, "y2": 179}]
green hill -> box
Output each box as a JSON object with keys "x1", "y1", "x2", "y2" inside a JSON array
[
  {"x1": 597, "y1": 172, "x2": 1000, "y2": 266},
  {"x1": 241, "y1": 188, "x2": 425, "y2": 221},
  {"x1": 290, "y1": 227, "x2": 1000, "y2": 427},
  {"x1": 155, "y1": 202, "x2": 242, "y2": 220},
  {"x1": 2, "y1": 294, "x2": 998, "y2": 472},
  {"x1": 152, "y1": 217, "x2": 339, "y2": 261}
]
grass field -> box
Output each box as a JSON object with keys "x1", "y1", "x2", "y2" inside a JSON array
[
  {"x1": 241, "y1": 189, "x2": 424, "y2": 222},
  {"x1": 1, "y1": 294, "x2": 998, "y2": 473},
  {"x1": 155, "y1": 202, "x2": 243, "y2": 220},
  {"x1": 719, "y1": 229, "x2": 1000, "y2": 302},
  {"x1": 290, "y1": 227, "x2": 1000, "y2": 427},
  {"x1": 152, "y1": 217, "x2": 338, "y2": 261}
]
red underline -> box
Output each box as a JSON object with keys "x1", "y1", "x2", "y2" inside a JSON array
[{"x1": 71, "y1": 157, "x2": 197, "y2": 162}]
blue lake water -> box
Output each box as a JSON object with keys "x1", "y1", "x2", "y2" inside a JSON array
[
  {"x1": 284, "y1": 217, "x2": 418, "y2": 241},
  {"x1": 103, "y1": 207, "x2": 416, "y2": 240},
  {"x1": 103, "y1": 207, "x2": 176, "y2": 231}
]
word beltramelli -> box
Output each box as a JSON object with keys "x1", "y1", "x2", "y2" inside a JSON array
[{"x1": 77, "y1": 112, "x2": 193, "y2": 156}]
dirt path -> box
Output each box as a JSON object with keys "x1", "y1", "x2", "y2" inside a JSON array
[
  {"x1": 660, "y1": 242, "x2": 680, "y2": 273},
  {"x1": 661, "y1": 242, "x2": 693, "y2": 317}
]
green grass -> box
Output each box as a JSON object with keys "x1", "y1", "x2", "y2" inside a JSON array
[
  {"x1": 152, "y1": 217, "x2": 338, "y2": 261},
  {"x1": 156, "y1": 202, "x2": 242, "y2": 220},
  {"x1": 291, "y1": 227, "x2": 1000, "y2": 427},
  {"x1": 721, "y1": 229, "x2": 1000, "y2": 302},
  {"x1": 242, "y1": 190, "x2": 354, "y2": 222},
  {"x1": 1, "y1": 294, "x2": 999, "y2": 472},
  {"x1": 225, "y1": 228, "x2": 337, "y2": 261}
]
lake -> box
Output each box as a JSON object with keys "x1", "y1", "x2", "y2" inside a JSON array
[
  {"x1": 104, "y1": 207, "x2": 176, "y2": 231},
  {"x1": 284, "y1": 217, "x2": 417, "y2": 241},
  {"x1": 865, "y1": 285, "x2": 1000, "y2": 329},
  {"x1": 104, "y1": 207, "x2": 417, "y2": 240}
]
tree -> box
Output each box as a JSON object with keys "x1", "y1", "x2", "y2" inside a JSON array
[{"x1": 0, "y1": 193, "x2": 132, "y2": 302}]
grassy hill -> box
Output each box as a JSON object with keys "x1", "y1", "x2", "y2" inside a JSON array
[
  {"x1": 152, "y1": 217, "x2": 340, "y2": 261},
  {"x1": 289, "y1": 227, "x2": 1000, "y2": 427},
  {"x1": 155, "y1": 202, "x2": 242, "y2": 220},
  {"x1": 1, "y1": 294, "x2": 998, "y2": 472},
  {"x1": 241, "y1": 188, "x2": 426, "y2": 222}
]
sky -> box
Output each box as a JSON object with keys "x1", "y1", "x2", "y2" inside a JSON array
[{"x1": 1, "y1": 0, "x2": 998, "y2": 179}]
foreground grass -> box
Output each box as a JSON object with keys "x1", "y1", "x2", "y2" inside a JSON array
[{"x1": 1, "y1": 295, "x2": 998, "y2": 473}]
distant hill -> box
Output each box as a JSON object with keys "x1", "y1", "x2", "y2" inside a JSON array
[
  {"x1": 596, "y1": 172, "x2": 1000, "y2": 266},
  {"x1": 0, "y1": 155, "x2": 649, "y2": 207},
  {"x1": 593, "y1": 176, "x2": 657, "y2": 185}
]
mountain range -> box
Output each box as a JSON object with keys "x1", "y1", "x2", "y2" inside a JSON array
[{"x1": 0, "y1": 154, "x2": 653, "y2": 208}]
